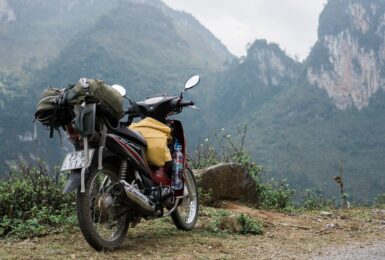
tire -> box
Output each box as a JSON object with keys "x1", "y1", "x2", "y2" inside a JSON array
[
  {"x1": 171, "y1": 167, "x2": 199, "y2": 230},
  {"x1": 76, "y1": 164, "x2": 130, "y2": 251}
]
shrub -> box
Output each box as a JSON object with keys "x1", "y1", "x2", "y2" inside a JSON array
[
  {"x1": 375, "y1": 193, "x2": 385, "y2": 207},
  {"x1": 0, "y1": 160, "x2": 76, "y2": 238},
  {"x1": 191, "y1": 125, "x2": 260, "y2": 171},
  {"x1": 302, "y1": 189, "x2": 336, "y2": 210},
  {"x1": 203, "y1": 207, "x2": 263, "y2": 236},
  {"x1": 259, "y1": 179, "x2": 295, "y2": 209},
  {"x1": 238, "y1": 213, "x2": 263, "y2": 235}
]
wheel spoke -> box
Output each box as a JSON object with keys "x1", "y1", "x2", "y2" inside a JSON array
[
  {"x1": 88, "y1": 169, "x2": 126, "y2": 241},
  {"x1": 172, "y1": 167, "x2": 198, "y2": 227}
]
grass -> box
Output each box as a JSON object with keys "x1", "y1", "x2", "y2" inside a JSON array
[{"x1": 0, "y1": 205, "x2": 384, "y2": 259}]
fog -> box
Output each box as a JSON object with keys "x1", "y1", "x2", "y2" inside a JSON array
[{"x1": 162, "y1": 0, "x2": 327, "y2": 60}]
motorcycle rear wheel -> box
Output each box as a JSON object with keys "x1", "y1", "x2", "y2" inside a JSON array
[
  {"x1": 76, "y1": 164, "x2": 129, "y2": 251},
  {"x1": 171, "y1": 167, "x2": 199, "y2": 230}
]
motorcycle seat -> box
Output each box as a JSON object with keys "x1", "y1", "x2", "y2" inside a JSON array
[{"x1": 113, "y1": 126, "x2": 147, "y2": 148}]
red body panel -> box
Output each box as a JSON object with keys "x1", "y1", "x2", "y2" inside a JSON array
[
  {"x1": 167, "y1": 120, "x2": 187, "y2": 167},
  {"x1": 150, "y1": 166, "x2": 171, "y2": 186},
  {"x1": 106, "y1": 133, "x2": 151, "y2": 175}
]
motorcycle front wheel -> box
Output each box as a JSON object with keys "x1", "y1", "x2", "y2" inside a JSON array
[
  {"x1": 76, "y1": 164, "x2": 130, "y2": 251},
  {"x1": 171, "y1": 167, "x2": 199, "y2": 230}
]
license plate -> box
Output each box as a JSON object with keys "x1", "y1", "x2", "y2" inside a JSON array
[{"x1": 60, "y1": 149, "x2": 95, "y2": 171}]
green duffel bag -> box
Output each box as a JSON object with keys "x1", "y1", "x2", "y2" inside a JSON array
[
  {"x1": 64, "y1": 78, "x2": 124, "y2": 120},
  {"x1": 35, "y1": 87, "x2": 72, "y2": 127}
]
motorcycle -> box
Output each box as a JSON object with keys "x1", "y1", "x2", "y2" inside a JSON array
[{"x1": 54, "y1": 75, "x2": 200, "y2": 251}]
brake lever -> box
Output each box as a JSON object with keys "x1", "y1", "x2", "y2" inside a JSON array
[{"x1": 189, "y1": 105, "x2": 200, "y2": 111}]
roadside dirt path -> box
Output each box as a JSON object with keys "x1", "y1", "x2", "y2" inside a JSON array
[
  {"x1": 310, "y1": 241, "x2": 385, "y2": 259},
  {"x1": 0, "y1": 203, "x2": 384, "y2": 259}
]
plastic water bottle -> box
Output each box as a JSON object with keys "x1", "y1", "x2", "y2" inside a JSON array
[{"x1": 171, "y1": 143, "x2": 184, "y2": 190}]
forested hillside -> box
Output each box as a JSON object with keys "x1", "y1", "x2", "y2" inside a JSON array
[
  {"x1": 1, "y1": 0, "x2": 385, "y2": 202},
  {"x1": 205, "y1": 0, "x2": 385, "y2": 201},
  {"x1": 0, "y1": 0, "x2": 232, "y2": 173}
]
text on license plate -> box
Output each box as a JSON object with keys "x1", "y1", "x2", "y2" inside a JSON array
[{"x1": 60, "y1": 149, "x2": 95, "y2": 171}]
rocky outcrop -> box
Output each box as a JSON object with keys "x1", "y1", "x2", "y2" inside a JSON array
[
  {"x1": 194, "y1": 163, "x2": 258, "y2": 205},
  {"x1": 247, "y1": 40, "x2": 299, "y2": 87},
  {"x1": 307, "y1": 0, "x2": 385, "y2": 110}
]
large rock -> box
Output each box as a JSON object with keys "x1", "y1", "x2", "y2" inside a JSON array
[{"x1": 194, "y1": 163, "x2": 258, "y2": 205}]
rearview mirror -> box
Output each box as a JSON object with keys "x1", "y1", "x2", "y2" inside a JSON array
[
  {"x1": 184, "y1": 75, "x2": 200, "y2": 90},
  {"x1": 111, "y1": 84, "x2": 126, "y2": 97}
]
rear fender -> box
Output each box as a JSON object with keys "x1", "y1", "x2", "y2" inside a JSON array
[
  {"x1": 63, "y1": 149, "x2": 148, "y2": 194},
  {"x1": 62, "y1": 151, "x2": 118, "y2": 194},
  {"x1": 63, "y1": 170, "x2": 81, "y2": 194}
]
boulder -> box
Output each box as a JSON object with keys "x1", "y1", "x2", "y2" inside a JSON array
[{"x1": 194, "y1": 163, "x2": 258, "y2": 205}]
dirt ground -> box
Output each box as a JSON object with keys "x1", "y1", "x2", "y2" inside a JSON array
[{"x1": 0, "y1": 202, "x2": 384, "y2": 259}]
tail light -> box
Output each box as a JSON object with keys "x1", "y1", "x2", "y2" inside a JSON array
[{"x1": 65, "y1": 123, "x2": 80, "y2": 141}]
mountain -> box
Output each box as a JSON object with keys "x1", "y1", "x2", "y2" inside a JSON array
[
  {"x1": 0, "y1": 0, "x2": 114, "y2": 71},
  {"x1": 206, "y1": 0, "x2": 385, "y2": 201},
  {"x1": 307, "y1": 0, "x2": 385, "y2": 110},
  {"x1": 2, "y1": 0, "x2": 385, "y2": 202},
  {"x1": 0, "y1": 0, "x2": 232, "y2": 174},
  {"x1": 36, "y1": 1, "x2": 231, "y2": 97},
  {"x1": 211, "y1": 40, "x2": 300, "y2": 124},
  {"x1": 0, "y1": 0, "x2": 231, "y2": 72}
]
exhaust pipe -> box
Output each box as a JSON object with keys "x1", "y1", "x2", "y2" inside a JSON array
[{"x1": 118, "y1": 180, "x2": 155, "y2": 212}]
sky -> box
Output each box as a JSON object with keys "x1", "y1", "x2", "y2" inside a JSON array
[{"x1": 162, "y1": 0, "x2": 328, "y2": 60}]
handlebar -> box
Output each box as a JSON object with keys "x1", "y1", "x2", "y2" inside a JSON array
[
  {"x1": 178, "y1": 100, "x2": 195, "y2": 107},
  {"x1": 125, "y1": 98, "x2": 195, "y2": 123},
  {"x1": 169, "y1": 98, "x2": 194, "y2": 111}
]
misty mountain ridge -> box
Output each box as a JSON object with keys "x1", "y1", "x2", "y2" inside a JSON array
[
  {"x1": 1, "y1": 0, "x2": 385, "y2": 201},
  {"x1": 209, "y1": 0, "x2": 385, "y2": 201},
  {"x1": 0, "y1": 0, "x2": 232, "y2": 96},
  {"x1": 0, "y1": 0, "x2": 232, "y2": 173}
]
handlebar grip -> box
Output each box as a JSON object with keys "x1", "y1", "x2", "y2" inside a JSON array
[{"x1": 179, "y1": 100, "x2": 194, "y2": 107}]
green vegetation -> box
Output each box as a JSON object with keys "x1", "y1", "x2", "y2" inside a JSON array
[
  {"x1": 0, "y1": 161, "x2": 76, "y2": 239},
  {"x1": 301, "y1": 189, "x2": 336, "y2": 210},
  {"x1": 0, "y1": 139, "x2": 383, "y2": 240},
  {"x1": 237, "y1": 213, "x2": 264, "y2": 235},
  {"x1": 259, "y1": 179, "x2": 295, "y2": 209},
  {"x1": 191, "y1": 128, "x2": 385, "y2": 211},
  {"x1": 318, "y1": 0, "x2": 351, "y2": 36},
  {"x1": 375, "y1": 193, "x2": 385, "y2": 207},
  {"x1": 0, "y1": 159, "x2": 266, "y2": 240},
  {"x1": 201, "y1": 207, "x2": 263, "y2": 236},
  {"x1": 191, "y1": 126, "x2": 296, "y2": 210}
]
